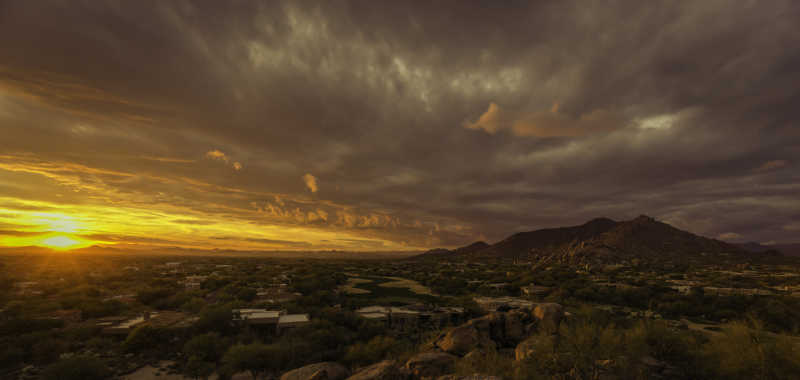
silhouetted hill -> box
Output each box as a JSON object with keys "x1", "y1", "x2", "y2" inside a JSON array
[
  {"x1": 590, "y1": 215, "x2": 741, "y2": 258},
  {"x1": 414, "y1": 215, "x2": 753, "y2": 263},
  {"x1": 452, "y1": 241, "x2": 490, "y2": 254},
  {"x1": 479, "y1": 217, "x2": 619, "y2": 258},
  {"x1": 737, "y1": 242, "x2": 800, "y2": 256},
  {"x1": 736, "y1": 241, "x2": 772, "y2": 253},
  {"x1": 417, "y1": 241, "x2": 489, "y2": 259}
]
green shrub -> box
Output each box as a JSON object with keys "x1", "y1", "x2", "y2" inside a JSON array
[
  {"x1": 701, "y1": 320, "x2": 800, "y2": 380},
  {"x1": 343, "y1": 336, "x2": 397, "y2": 366},
  {"x1": 41, "y1": 356, "x2": 111, "y2": 380}
]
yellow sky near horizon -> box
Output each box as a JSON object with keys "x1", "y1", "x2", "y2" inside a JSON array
[{"x1": 0, "y1": 195, "x2": 417, "y2": 252}]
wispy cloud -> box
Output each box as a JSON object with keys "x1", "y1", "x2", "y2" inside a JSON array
[
  {"x1": 205, "y1": 149, "x2": 242, "y2": 170},
  {"x1": 464, "y1": 102, "x2": 624, "y2": 137},
  {"x1": 716, "y1": 232, "x2": 742, "y2": 241},
  {"x1": 756, "y1": 160, "x2": 788, "y2": 172},
  {"x1": 303, "y1": 173, "x2": 318, "y2": 193}
]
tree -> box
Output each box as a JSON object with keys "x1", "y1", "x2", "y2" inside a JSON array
[
  {"x1": 124, "y1": 325, "x2": 163, "y2": 353},
  {"x1": 184, "y1": 332, "x2": 226, "y2": 362},
  {"x1": 195, "y1": 306, "x2": 234, "y2": 335},
  {"x1": 703, "y1": 319, "x2": 800, "y2": 380},
  {"x1": 41, "y1": 356, "x2": 110, "y2": 380},
  {"x1": 184, "y1": 356, "x2": 215, "y2": 380},
  {"x1": 344, "y1": 336, "x2": 397, "y2": 366},
  {"x1": 222, "y1": 343, "x2": 283, "y2": 380}
]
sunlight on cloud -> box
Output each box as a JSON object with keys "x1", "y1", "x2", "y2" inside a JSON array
[
  {"x1": 303, "y1": 173, "x2": 318, "y2": 193},
  {"x1": 205, "y1": 149, "x2": 242, "y2": 170}
]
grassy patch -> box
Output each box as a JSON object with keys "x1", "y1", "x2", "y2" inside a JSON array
[{"x1": 350, "y1": 276, "x2": 440, "y2": 304}]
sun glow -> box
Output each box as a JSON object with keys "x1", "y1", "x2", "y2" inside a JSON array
[
  {"x1": 33, "y1": 212, "x2": 82, "y2": 233},
  {"x1": 39, "y1": 234, "x2": 88, "y2": 250},
  {"x1": 0, "y1": 210, "x2": 99, "y2": 251},
  {"x1": 0, "y1": 194, "x2": 415, "y2": 252}
]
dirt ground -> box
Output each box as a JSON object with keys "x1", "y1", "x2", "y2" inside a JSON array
[{"x1": 121, "y1": 362, "x2": 192, "y2": 380}]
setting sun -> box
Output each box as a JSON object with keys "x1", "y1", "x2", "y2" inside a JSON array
[{"x1": 39, "y1": 235, "x2": 88, "y2": 250}]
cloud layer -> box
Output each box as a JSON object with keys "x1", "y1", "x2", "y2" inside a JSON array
[{"x1": 0, "y1": 1, "x2": 799, "y2": 249}]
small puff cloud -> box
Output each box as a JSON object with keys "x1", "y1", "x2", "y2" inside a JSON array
[
  {"x1": 756, "y1": 160, "x2": 788, "y2": 172},
  {"x1": 464, "y1": 102, "x2": 623, "y2": 138},
  {"x1": 303, "y1": 173, "x2": 318, "y2": 193},
  {"x1": 716, "y1": 232, "x2": 742, "y2": 241},
  {"x1": 205, "y1": 149, "x2": 242, "y2": 171}
]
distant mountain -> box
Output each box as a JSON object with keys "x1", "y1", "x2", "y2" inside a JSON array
[
  {"x1": 737, "y1": 242, "x2": 800, "y2": 257},
  {"x1": 736, "y1": 241, "x2": 773, "y2": 253},
  {"x1": 480, "y1": 217, "x2": 618, "y2": 258},
  {"x1": 588, "y1": 215, "x2": 743, "y2": 258},
  {"x1": 452, "y1": 241, "x2": 490, "y2": 255},
  {"x1": 416, "y1": 215, "x2": 753, "y2": 263},
  {"x1": 418, "y1": 241, "x2": 489, "y2": 259}
]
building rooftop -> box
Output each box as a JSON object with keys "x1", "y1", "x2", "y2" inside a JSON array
[{"x1": 278, "y1": 314, "x2": 310, "y2": 324}]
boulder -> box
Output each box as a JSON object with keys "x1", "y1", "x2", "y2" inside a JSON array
[
  {"x1": 466, "y1": 314, "x2": 492, "y2": 331},
  {"x1": 309, "y1": 370, "x2": 330, "y2": 380},
  {"x1": 281, "y1": 362, "x2": 349, "y2": 380},
  {"x1": 462, "y1": 350, "x2": 485, "y2": 361},
  {"x1": 405, "y1": 352, "x2": 457, "y2": 378},
  {"x1": 437, "y1": 310, "x2": 532, "y2": 354},
  {"x1": 436, "y1": 324, "x2": 483, "y2": 356},
  {"x1": 346, "y1": 360, "x2": 405, "y2": 380},
  {"x1": 515, "y1": 335, "x2": 557, "y2": 361},
  {"x1": 503, "y1": 310, "x2": 526, "y2": 344},
  {"x1": 532, "y1": 303, "x2": 564, "y2": 332},
  {"x1": 486, "y1": 312, "x2": 505, "y2": 342}
]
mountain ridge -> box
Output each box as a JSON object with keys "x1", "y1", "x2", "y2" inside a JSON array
[{"x1": 418, "y1": 215, "x2": 755, "y2": 263}]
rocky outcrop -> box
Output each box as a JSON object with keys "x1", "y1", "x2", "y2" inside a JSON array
[
  {"x1": 533, "y1": 303, "x2": 564, "y2": 333},
  {"x1": 435, "y1": 323, "x2": 493, "y2": 356},
  {"x1": 405, "y1": 352, "x2": 457, "y2": 378},
  {"x1": 435, "y1": 310, "x2": 534, "y2": 356},
  {"x1": 281, "y1": 362, "x2": 349, "y2": 380},
  {"x1": 515, "y1": 334, "x2": 557, "y2": 361},
  {"x1": 346, "y1": 360, "x2": 406, "y2": 380},
  {"x1": 503, "y1": 310, "x2": 527, "y2": 343},
  {"x1": 462, "y1": 350, "x2": 485, "y2": 361}
]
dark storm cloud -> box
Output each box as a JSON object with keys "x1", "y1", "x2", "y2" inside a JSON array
[{"x1": 1, "y1": 0, "x2": 799, "y2": 248}]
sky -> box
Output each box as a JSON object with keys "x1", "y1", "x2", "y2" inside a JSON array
[{"x1": 0, "y1": 1, "x2": 799, "y2": 252}]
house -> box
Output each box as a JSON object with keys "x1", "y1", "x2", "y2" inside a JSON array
[
  {"x1": 234, "y1": 309, "x2": 284, "y2": 325},
  {"x1": 277, "y1": 314, "x2": 310, "y2": 330},
  {"x1": 14, "y1": 282, "x2": 41, "y2": 296},
  {"x1": 355, "y1": 306, "x2": 420, "y2": 319},
  {"x1": 233, "y1": 309, "x2": 309, "y2": 332},
  {"x1": 473, "y1": 296, "x2": 535, "y2": 312},
  {"x1": 99, "y1": 312, "x2": 154, "y2": 335},
  {"x1": 521, "y1": 285, "x2": 552, "y2": 296}
]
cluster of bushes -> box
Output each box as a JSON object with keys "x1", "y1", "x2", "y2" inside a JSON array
[
  {"x1": 454, "y1": 309, "x2": 800, "y2": 380},
  {"x1": 558, "y1": 282, "x2": 800, "y2": 333}
]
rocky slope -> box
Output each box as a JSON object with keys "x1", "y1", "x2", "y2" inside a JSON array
[
  {"x1": 418, "y1": 215, "x2": 749, "y2": 264},
  {"x1": 278, "y1": 303, "x2": 566, "y2": 380}
]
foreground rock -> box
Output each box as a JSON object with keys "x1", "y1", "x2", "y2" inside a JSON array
[
  {"x1": 435, "y1": 309, "x2": 536, "y2": 356},
  {"x1": 515, "y1": 334, "x2": 557, "y2": 361},
  {"x1": 532, "y1": 303, "x2": 564, "y2": 333},
  {"x1": 435, "y1": 323, "x2": 491, "y2": 356},
  {"x1": 281, "y1": 362, "x2": 349, "y2": 380},
  {"x1": 405, "y1": 352, "x2": 457, "y2": 378},
  {"x1": 437, "y1": 375, "x2": 503, "y2": 380},
  {"x1": 346, "y1": 360, "x2": 406, "y2": 380}
]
